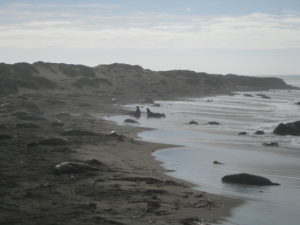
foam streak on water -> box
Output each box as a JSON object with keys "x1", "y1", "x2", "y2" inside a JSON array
[{"x1": 104, "y1": 86, "x2": 300, "y2": 225}]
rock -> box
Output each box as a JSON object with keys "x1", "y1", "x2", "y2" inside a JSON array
[
  {"x1": 243, "y1": 94, "x2": 253, "y2": 97},
  {"x1": 188, "y1": 120, "x2": 199, "y2": 125},
  {"x1": 55, "y1": 161, "x2": 98, "y2": 174},
  {"x1": 39, "y1": 138, "x2": 68, "y2": 146},
  {"x1": 222, "y1": 173, "x2": 280, "y2": 186},
  {"x1": 146, "y1": 108, "x2": 166, "y2": 118},
  {"x1": 273, "y1": 121, "x2": 300, "y2": 136},
  {"x1": 254, "y1": 130, "x2": 265, "y2": 135},
  {"x1": 124, "y1": 119, "x2": 139, "y2": 124},
  {"x1": 16, "y1": 123, "x2": 40, "y2": 128},
  {"x1": 51, "y1": 120, "x2": 64, "y2": 127},
  {"x1": 207, "y1": 121, "x2": 220, "y2": 125},
  {"x1": 60, "y1": 129, "x2": 98, "y2": 136},
  {"x1": 296, "y1": 102, "x2": 300, "y2": 105},
  {"x1": 263, "y1": 142, "x2": 279, "y2": 147},
  {"x1": 213, "y1": 160, "x2": 223, "y2": 165},
  {"x1": 256, "y1": 94, "x2": 271, "y2": 99},
  {"x1": 238, "y1": 131, "x2": 248, "y2": 135},
  {"x1": 0, "y1": 134, "x2": 13, "y2": 140}
]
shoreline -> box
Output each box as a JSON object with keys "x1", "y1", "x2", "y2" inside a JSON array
[
  {"x1": 79, "y1": 117, "x2": 244, "y2": 224},
  {"x1": 0, "y1": 91, "x2": 243, "y2": 225}
]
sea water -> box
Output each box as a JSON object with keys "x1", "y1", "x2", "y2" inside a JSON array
[{"x1": 104, "y1": 75, "x2": 300, "y2": 225}]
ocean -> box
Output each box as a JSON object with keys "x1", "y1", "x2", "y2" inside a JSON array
[{"x1": 105, "y1": 75, "x2": 300, "y2": 225}]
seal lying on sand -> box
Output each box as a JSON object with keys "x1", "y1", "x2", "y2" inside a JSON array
[
  {"x1": 55, "y1": 161, "x2": 99, "y2": 174},
  {"x1": 222, "y1": 173, "x2": 280, "y2": 186},
  {"x1": 146, "y1": 108, "x2": 166, "y2": 118}
]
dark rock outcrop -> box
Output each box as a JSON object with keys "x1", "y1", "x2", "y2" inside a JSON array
[
  {"x1": 273, "y1": 121, "x2": 300, "y2": 136},
  {"x1": 222, "y1": 173, "x2": 280, "y2": 186},
  {"x1": 146, "y1": 108, "x2": 166, "y2": 118}
]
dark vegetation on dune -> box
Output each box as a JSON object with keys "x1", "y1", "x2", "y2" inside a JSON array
[{"x1": 0, "y1": 62, "x2": 296, "y2": 98}]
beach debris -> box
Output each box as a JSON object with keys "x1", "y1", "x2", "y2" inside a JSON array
[
  {"x1": 238, "y1": 131, "x2": 248, "y2": 135},
  {"x1": 273, "y1": 120, "x2": 300, "y2": 136},
  {"x1": 60, "y1": 129, "x2": 98, "y2": 136},
  {"x1": 213, "y1": 160, "x2": 223, "y2": 165},
  {"x1": 207, "y1": 121, "x2": 220, "y2": 125},
  {"x1": 263, "y1": 142, "x2": 279, "y2": 147},
  {"x1": 146, "y1": 108, "x2": 166, "y2": 118},
  {"x1": 188, "y1": 120, "x2": 199, "y2": 125},
  {"x1": 124, "y1": 118, "x2": 139, "y2": 124},
  {"x1": 39, "y1": 138, "x2": 69, "y2": 146},
  {"x1": 54, "y1": 161, "x2": 99, "y2": 174},
  {"x1": 222, "y1": 173, "x2": 280, "y2": 186},
  {"x1": 256, "y1": 93, "x2": 271, "y2": 99},
  {"x1": 254, "y1": 130, "x2": 265, "y2": 135}
]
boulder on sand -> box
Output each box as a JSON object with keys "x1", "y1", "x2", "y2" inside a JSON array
[
  {"x1": 222, "y1": 173, "x2": 280, "y2": 186},
  {"x1": 146, "y1": 108, "x2": 166, "y2": 118},
  {"x1": 273, "y1": 121, "x2": 300, "y2": 136}
]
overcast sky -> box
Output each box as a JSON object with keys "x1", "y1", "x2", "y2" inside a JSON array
[{"x1": 1, "y1": 0, "x2": 300, "y2": 75}]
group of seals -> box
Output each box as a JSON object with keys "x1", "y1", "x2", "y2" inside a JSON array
[{"x1": 130, "y1": 106, "x2": 166, "y2": 118}]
